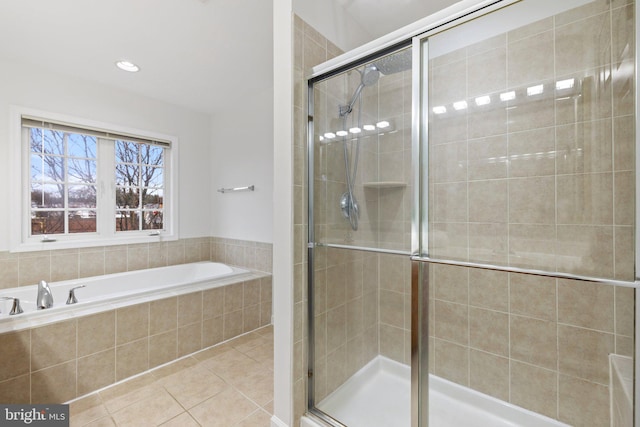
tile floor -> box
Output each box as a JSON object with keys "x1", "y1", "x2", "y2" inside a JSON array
[{"x1": 70, "y1": 325, "x2": 274, "y2": 427}]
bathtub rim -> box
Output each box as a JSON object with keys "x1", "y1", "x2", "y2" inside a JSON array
[{"x1": 0, "y1": 262, "x2": 267, "y2": 334}]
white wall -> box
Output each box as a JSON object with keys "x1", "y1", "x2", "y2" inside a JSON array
[
  {"x1": 0, "y1": 60, "x2": 213, "y2": 251},
  {"x1": 292, "y1": 0, "x2": 373, "y2": 51},
  {"x1": 210, "y1": 88, "x2": 274, "y2": 244}
]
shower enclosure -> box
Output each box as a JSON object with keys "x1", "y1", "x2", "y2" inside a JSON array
[{"x1": 306, "y1": 0, "x2": 636, "y2": 426}]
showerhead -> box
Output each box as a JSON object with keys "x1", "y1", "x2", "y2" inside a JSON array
[
  {"x1": 360, "y1": 64, "x2": 380, "y2": 86},
  {"x1": 372, "y1": 49, "x2": 412, "y2": 75},
  {"x1": 340, "y1": 64, "x2": 380, "y2": 117}
]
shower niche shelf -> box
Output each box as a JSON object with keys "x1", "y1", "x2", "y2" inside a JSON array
[{"x1": 363, "y1": 181, "x2": 407, "y2": 189}]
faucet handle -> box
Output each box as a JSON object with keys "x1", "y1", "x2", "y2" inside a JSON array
[
  {"x1": 0, "y1": 297, "x2": 23, "y2": 315},
  {"x1": 66, "y1": 285, "x2": 86, "y2": 305}
]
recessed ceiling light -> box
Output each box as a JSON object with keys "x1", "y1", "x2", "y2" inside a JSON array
[{"x1": 115, "y1": 60, "x2": 140, "y2": 73}]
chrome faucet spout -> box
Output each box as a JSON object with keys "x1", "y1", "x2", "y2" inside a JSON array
[{"x1": 37, "y1": 280, "x2": 53, "y2": 309}]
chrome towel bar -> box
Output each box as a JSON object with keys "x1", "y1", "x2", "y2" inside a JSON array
[{"x1": 217, "y1": 185, "x2": 255, "y2": 193}]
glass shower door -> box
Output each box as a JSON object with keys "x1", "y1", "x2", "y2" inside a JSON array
[
  {"x1": 308, "y1": 47, "x2": 414, "y2": 427},
  {"x1": 418, "y1": 0, "x2": 636, "y2": 426}
]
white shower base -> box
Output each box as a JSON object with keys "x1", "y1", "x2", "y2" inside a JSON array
[{"x1": 306, "y1": 356, "x2": 570, "y2": 427}]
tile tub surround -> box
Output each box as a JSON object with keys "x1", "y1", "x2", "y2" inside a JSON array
[
  {"x1": 0, "y1": 236, "x2": 273, "y2": 290},
  {"x1": 0, "y1": 274, "x2": 272, "y2": 404},
  {"x1": 69, "y1": 325, "x2": 274, "y2": 427}
]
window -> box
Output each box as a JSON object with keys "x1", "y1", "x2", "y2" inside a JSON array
[{"x1": 11, "y1": 108, "x2": 178, "y2": 251}]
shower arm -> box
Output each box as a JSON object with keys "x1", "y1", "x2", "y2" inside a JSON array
[{"x1": 339, "y1": 82, "x2": 365, "y2": 117}]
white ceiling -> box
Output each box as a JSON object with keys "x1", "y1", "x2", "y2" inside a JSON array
[{"x1": 0, "y1": 0, "x2": 458, "y2": 115}]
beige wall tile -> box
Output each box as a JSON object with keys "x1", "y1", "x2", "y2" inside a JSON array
[
  {"x1": 469, "y1": 350, "x2": 509, "y2": 401},
  {"x1": 469, "y1": 308, "x2": 509, "y2": 356},
  {"x1": 167, "y1": 241, "x2": 185, "y2": 266},
  {"x1": 224, "y1": 283, "x2": 244, "y2": 313},
  {"x1": 78, "y1": 311, "x2": 116, "y2": 357},
  {"x1": 508, "y1": 30, "x2": 554, "y2": 87},
  {"x1": 510, "y1": 315, "x2": 557, "y2": 370},
  {"x1": 31, "y1": 320, "x2": 77, "y2": 371},
  {"x1": 614, "y1": 171, "x2": 634, "y2": 225},
  {"x1": 556, "y1": 225, "x2": 614, "y2": 277},
  {"x1": 557, "y1": 173, "x2": 613, "y2": 225},
  {"x1": 509, "y1": 274, "x2": 556, "y2": 321},
  {"x1": 510, "y1": 361, "x2": 557, "y2": 419},
  {"x1": 468, "y1": 223, "x2": 508, "y2": 264},
  {"x1": 434, "y1": 300, "x2": 468, "y2": 345},
  {"x1": 509, "y1": 177, "x2": 555, "y2": 225},
  {"x1": 509, "y1": 128, "x2": 556, "y2": 177},
  {"x1": 178, "y1": 292, "x2": 202, "y2": 327},
  {"x1": 558, "y1": 325, "x2": 614, "y2": 384},
  {"x1": 116, "y1": 338, "x2": 149, "y2": 381},
  {"x1": 433, "y1": 264, "x2": 469, "y2": 304},
  {"x1": 468, "y1": 180, "x2": 507, "y2": 223},
  {"x1": 150, "y1": 297, "x2": 177, "y2": 335},
  {"x1": 116, "y1": 303, "x2": 149, "y2": 345},
  {"x1": 613, "y1": 115, "x2": 635, "y2": 172},
  {"x1": 432, "y1": 142, "x2": 467, "y2": 184},
  {"x1": 31, "y1": 361, "x2": 77, "y2": 403},
  {"x1": 78, "y1": 349, "x2": 115, "y2": 395},
  {"x1": 558, "y1": 374, "x2": 610, "y2": 426},
  {"x1": 244, "y1": 279, "x2": 261, "y2": 306},
  {"x1": 615, "y1": 286, "x2": 635, "y2": 337},
  {"x1": 104, "y1": 248, "x2": 127, "y2": 275},
  {"x1": 203, "y1": 317, "x2": 224, "y2": 348},
  {"x1": 468, "y1": 268, "x2": 508, "y2": 312},
  {"x1": 380, "y1": 290, "x2": 404, "y2": 328},
  {"x1": 508, "y1": 224, "x2": 557, "y2": 270},
  {"x1": 51, "y1": 252, "x2": 78, "y2": 282},
  {"x1": 178, "y1": 322, "x2": 202, "y2": 357},
  {"x1": 468, "y1": 135, "x2": 508, "y2": 181},
  {"x1": 556, "y1": 119, "x2": 612, "y2": 174},
  {"x1": 379, "y1": 324, "x2": 405, "y2": 364},
  {"x1": 434, "y1": 339, "x2": 469, "y2": 386},
  {"x1": 467, "y1": 47, "x2": 506, "y2": 98},
  {"x1": 434, "y1": 182, "x2": 467, "y2": 223},
  {"x1": 558, "y1": 279, "x2": 614, "y2": 332},
  {"x1": 0, "y1": 374, "x2": 30, "y2": 404},
  {"x1": 78, "y1": 249, "x2": 105, "y2": 278},
  {"x1": 555, "y1": 12, "x2": 611, "y2": 76},
  {"x1": 19, "y1": 254, "x2": 50, "y2": 286},
  {"x1": 149, "y1": 330, "x2": 177, "y2": 369},
  {"x1": 203, "y1": 288, "x2": 224, "y2": 320},
  {"x1": 614, "y1": 226, "x2": 634, "y2": 281},
  {"x1": 243, "y1": 304, "x2": 260, "y2": 333},
  {"x1": 223, "y1": 310, "x2": 243, "y2": 341},
  {"x1": 0, "y1": 330, "x2": 30, "y2": 382},
  {"x1": 0, "y1": 258, "x2": 19, "y2": 289}
]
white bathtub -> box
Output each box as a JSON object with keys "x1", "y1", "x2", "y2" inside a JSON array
[{"x1": 0, "y1": 261, "x2": 252, "y2": 333}]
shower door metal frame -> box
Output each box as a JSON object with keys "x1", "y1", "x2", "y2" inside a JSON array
[{"x1": 305, "y1": 0, "x2": 640, "y2": 426}]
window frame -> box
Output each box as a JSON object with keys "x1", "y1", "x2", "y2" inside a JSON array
[{"x1": 10, "y1": 106, "x2": 179, "y2": 252}]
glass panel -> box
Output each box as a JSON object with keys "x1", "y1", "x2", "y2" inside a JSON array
[
  {"x1": 67, "y1": 158, "x2": 97, "y2": 183},
  {"x1": 310, "y1": 46, "x2": 413, "y2": 427},
  {"x1": 67, "y1": 133, "x2": 96, "y2": 159},
  {"x1": 43, "y1": 129, "x2": 65, "y2": 155},
  {"x1": 31, "y1": 183, "x2": 64, "y2": 208},
  {"x1": 143, "y1": 166, "x2": 163, "y2": 188},
  {"x1": 68, "y1": 210, "x2": 96, "y2": 233},
  {"x1": 141, "y1": 144, "x2": 164, "y2": 166},
  {"x1": 29, "y1": 128, "x2": 43, "y2": 152},
  {"x1": 31, "y1": 211, "x2": 64, "y2": 235},
  {"x1": 115, "y1": 211, "x2": 140, "y2": 231},
  {"x1": 142, "y1": 210, "x2": 163, "y2": 230},
  {"x1": 423, "y1": 2, "x2": 635, "y2": 427},
  {"x1": 41, "y1": 156, "x2": 64, "y2": 182},
  {"x1": 68, "y1": 184, "x2": 96, "y2": 208},
  {"x1": 116, "y1": 164, "x2": 139, "y2": 186},
  {"x1": 116, "y1": 187, "x2": 140, "y2": 209},
  {"x1": 426, "y1": 0, "x2": 635, "y2": 282},
  {"x1": 115, "y1": 140, "x2": 139, "y2": 163},
  {"x1": 313, "y1": 47, "x2": 413, "y2": 251}
]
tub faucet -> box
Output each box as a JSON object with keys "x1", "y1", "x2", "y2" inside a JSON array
[{"x1": 37, "y1": 280, "x2": 53, "y2": 309}]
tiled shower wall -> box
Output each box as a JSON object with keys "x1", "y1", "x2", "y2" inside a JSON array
[
  {"x1": 0, "y1": 236, "x2": 272, "y2": 290},
  {"x1": 428, "y1": 0, "x2": 635, "y2": 281},
  {"x1": 427, "y1": 1, "x2": 636, "y2": 426}
]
